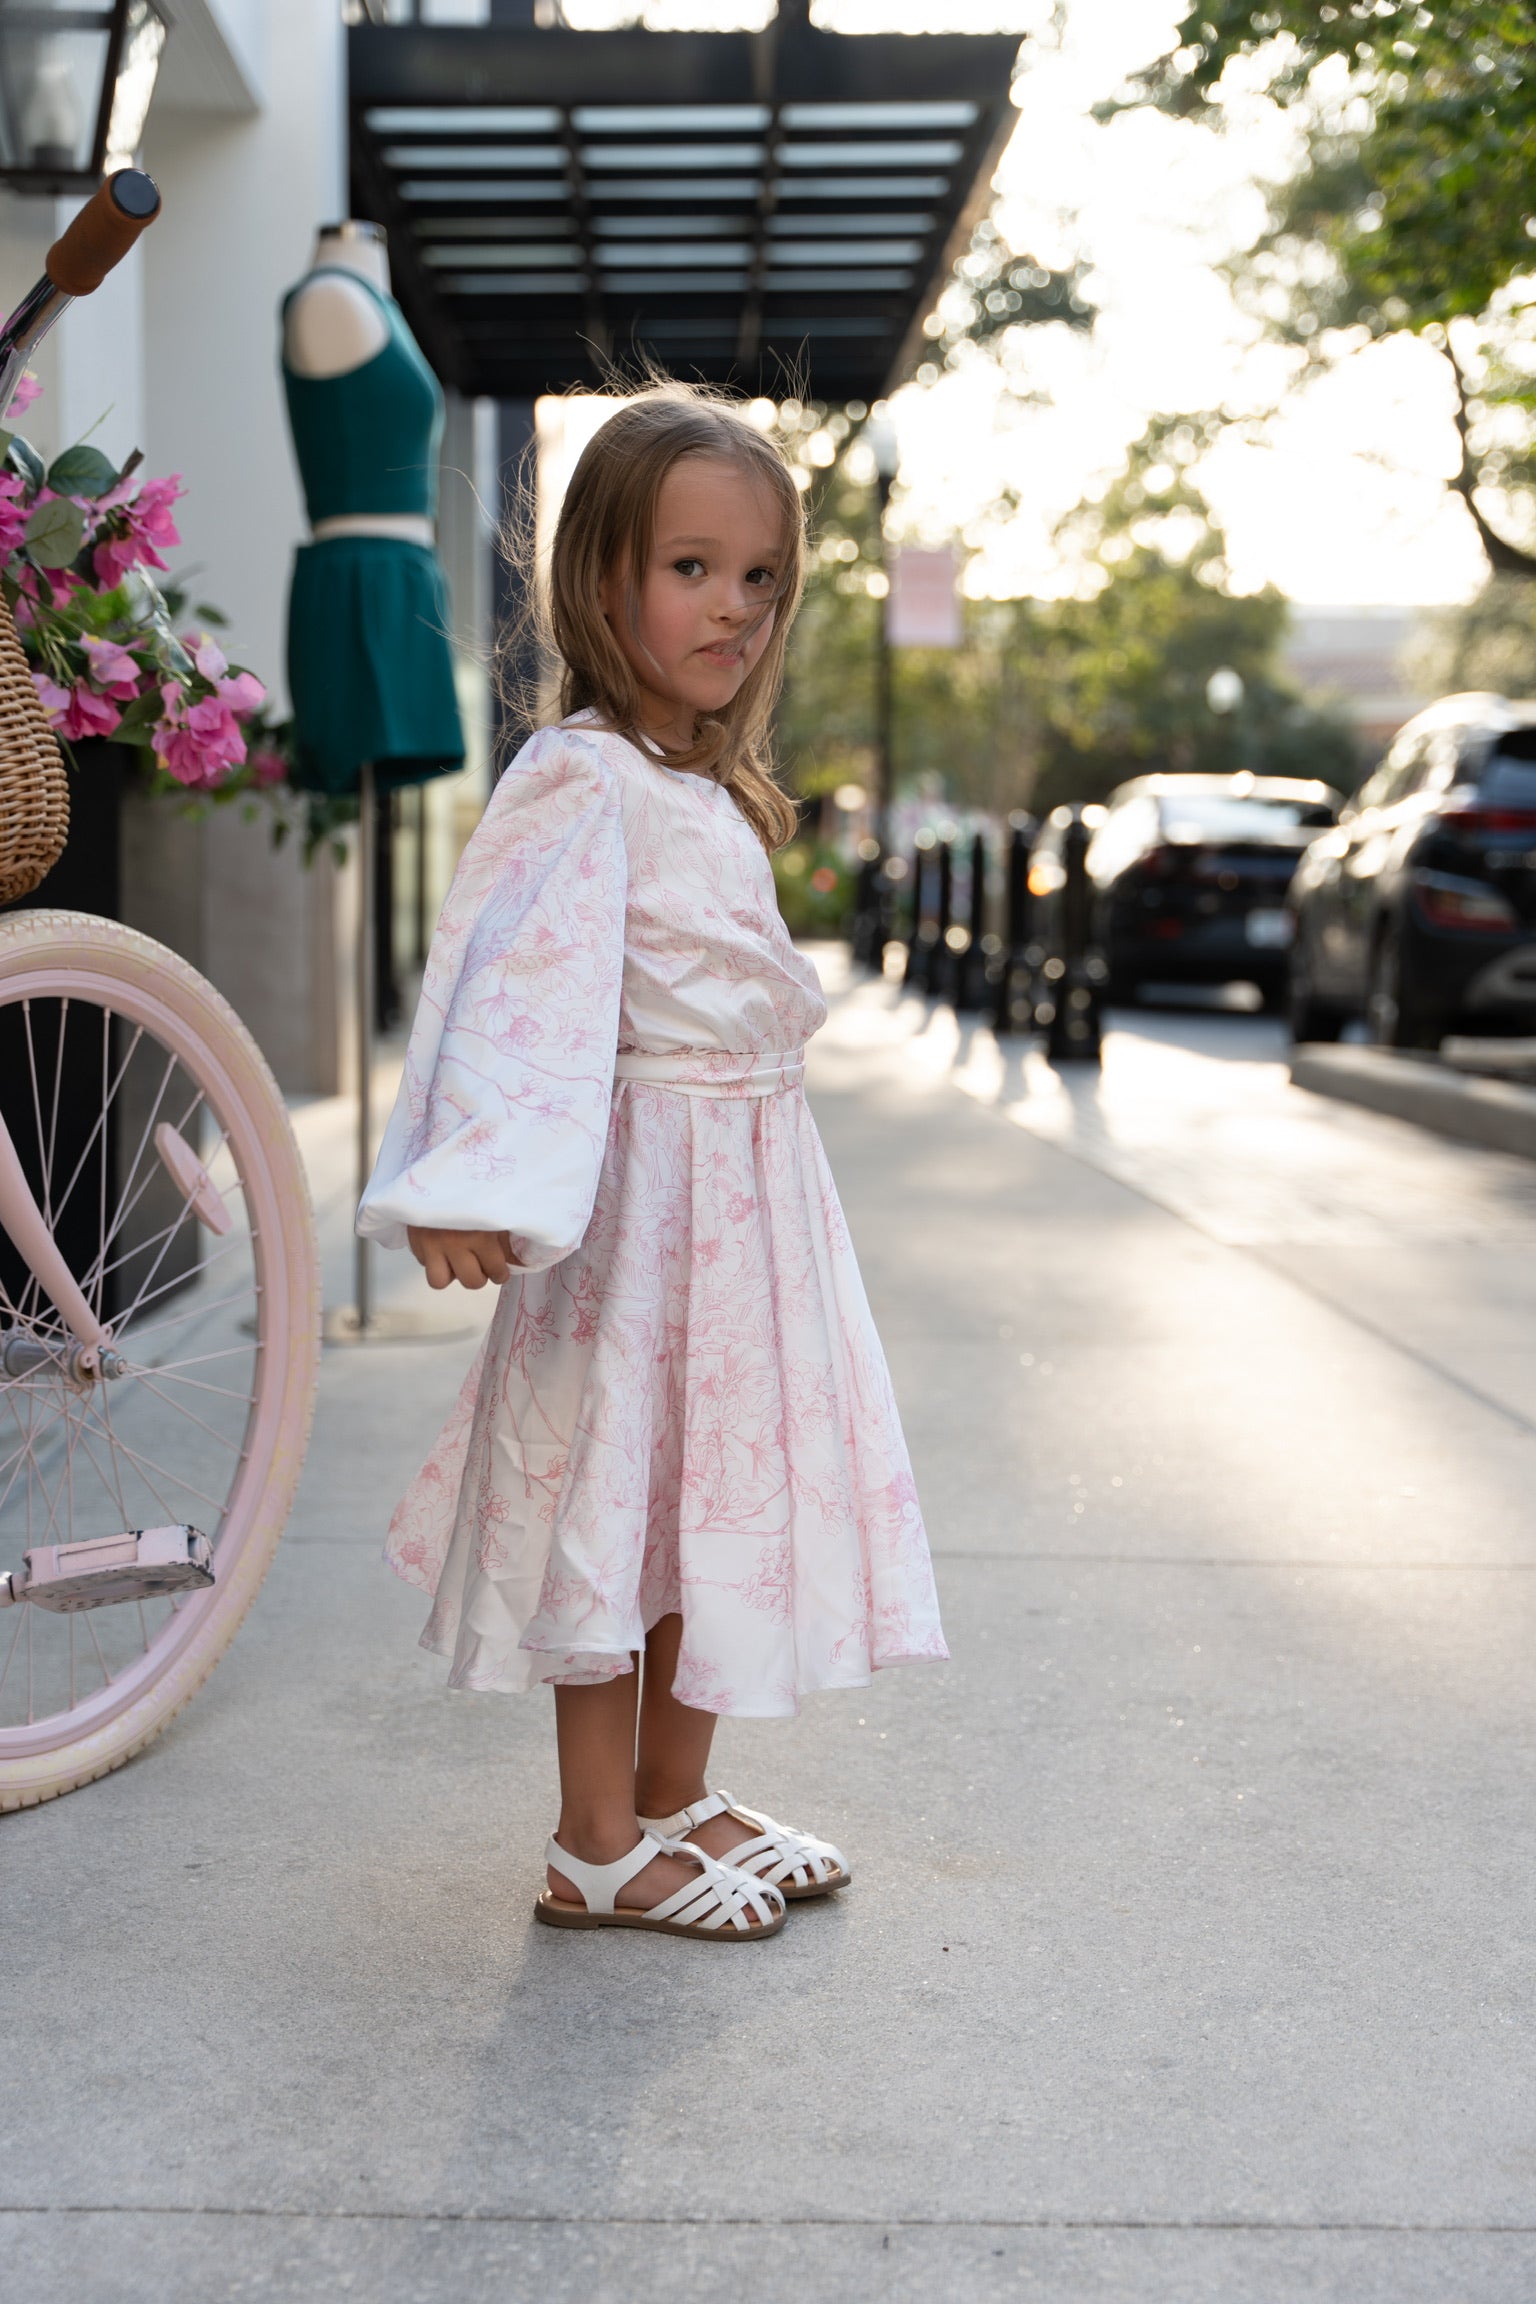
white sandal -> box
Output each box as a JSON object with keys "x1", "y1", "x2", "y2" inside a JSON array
[
  {"x1": 637, "y1": 1790, "x2": 851, "y2": 1900},
  {"x1": 534, "y1": 1830, "x2": 786, "y2": 1938}
]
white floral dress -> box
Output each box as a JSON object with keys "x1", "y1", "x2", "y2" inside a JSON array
[{"x1": 359, "y1": 716, "x2": 947, "y2": 1716}]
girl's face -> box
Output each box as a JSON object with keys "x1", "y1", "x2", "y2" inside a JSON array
[{"x1": 601, "y1": 453, "x2": 786, "y2": 749}]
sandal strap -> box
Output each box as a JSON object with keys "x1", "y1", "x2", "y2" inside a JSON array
[
  {"x1": 635, "y1": 1789, "x2": 846, "y2": 1891},
  {"x1": 717, "y1": 1803, "x2": 845, "y2": 1889},
  {"x1": 636, "y1": 1790, "x2": 732, "y2": 1838},
  {"x1": 646, "y1": 1837, "x2": 785, "y2": 1933},
  {"x1": 544, "y1": 1832, "x2": 668, "y2": 1916}
]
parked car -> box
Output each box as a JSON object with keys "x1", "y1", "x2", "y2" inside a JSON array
[
  {"x1": 1080, "y1": 773, "x2": 1343, "y2": 1007},
  {"x1": 1287, "y1": 694, "x2": 1536, "y2": 1047}
]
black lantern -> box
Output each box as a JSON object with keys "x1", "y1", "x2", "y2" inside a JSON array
[{"x1": 0, "y1": 1, "x2": 167, "y2": 194}]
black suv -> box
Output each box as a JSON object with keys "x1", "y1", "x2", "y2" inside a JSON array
[{"x1": 1287, "y1": 694, "x2": 1536, "y2": 1046}]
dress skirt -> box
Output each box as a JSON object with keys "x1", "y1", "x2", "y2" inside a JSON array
[{"x1": 384, "y1": 1074, "x2": 948, "y2": 1718}]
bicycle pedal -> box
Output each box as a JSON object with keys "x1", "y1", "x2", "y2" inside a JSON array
[{"x1": 1, "y1": 1526, "x2": 214, "y2": 1612}]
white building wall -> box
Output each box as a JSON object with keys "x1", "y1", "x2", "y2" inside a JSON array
[
  {"x1": 143, "y1": 0, "x2": 346, "y2": 717},
  {"x1": 0, "y1": 3, "x2": 496, "y2": 1090}
]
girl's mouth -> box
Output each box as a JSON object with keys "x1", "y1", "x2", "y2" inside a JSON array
[{"x1": 698, "y1": 641, "x2": 743, "y2": 665}]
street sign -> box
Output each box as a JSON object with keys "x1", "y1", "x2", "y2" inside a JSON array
[{"x1": 886, "y1": 544, "x2": 961, "y2": 648}]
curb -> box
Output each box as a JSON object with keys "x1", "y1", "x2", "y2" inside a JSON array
[{"x1": 1290, "y1": 1045, "x2": 1536, "y2": 1161}]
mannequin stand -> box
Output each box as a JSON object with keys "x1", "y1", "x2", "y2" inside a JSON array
[{"x1": 323, "y1": 762, "x2": 470, "y2": 1346}]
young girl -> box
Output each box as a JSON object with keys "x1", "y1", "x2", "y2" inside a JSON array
[{"x1": 359, "y1": 383, "x2": 947, "y2": 1941}]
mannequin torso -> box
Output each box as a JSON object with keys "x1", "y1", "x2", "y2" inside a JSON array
[
  {"x1": 282, "y1": 222, "x2": 434, "y2": 547},
  {"x1": 284, "y1": 224, "x2": 391, "y2": 379}
]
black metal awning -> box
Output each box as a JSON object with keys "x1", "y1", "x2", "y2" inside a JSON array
[{"x1": 347, "y1": 6, "x2": 1021, "y2": 403}]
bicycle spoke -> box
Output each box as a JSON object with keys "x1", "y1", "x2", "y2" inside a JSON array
[
  {"x1": 66, "y1": 1398, "x2": 132, "y2": 1526},
  {"x1": 135, "y1": 1367, "x2": 253, "y2": 1403},
  {"x1": 110, "y1": 1231, "x2": 246, "y2": 1335},
  {"x1": 140, "y1": 1346, "x2": 257, "y2": 1377},
  {"x1": 95, "y1": 1008, "x2": 108, "y2": 1316},
  {"x1": 0, "y1": 1602, "x2": 25, "y2": 1705},
  {"x1": 47, "y1": 1029, "x2": 164, "y2": 1250},
  {"x1": 75, "y1": 1081, "x2": 201, "y2": 1302},
  {"x1": 81, "y1": 1604, "x2": 110, "y2": 1693},
  {"x1": 114, "y1": 1287, "x2": 254, "y2": 1350},
  {"x1": 85, "y1": 1090, "x2": 218, "y2": 1303},
  {"x1": 128, "y1": 1373, "x2": 248, "y2": 1458},
  {"x1": 88, "y1": 1389, "x2": 179, "y2": 1526},
  {"x1": 78, "y1": 1421, "x2": 229, "y2": 1519}
]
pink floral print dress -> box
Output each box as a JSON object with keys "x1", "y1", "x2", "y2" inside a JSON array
[{"x1": 359, "y1": 716, "x2": 947, "y2": 1716}]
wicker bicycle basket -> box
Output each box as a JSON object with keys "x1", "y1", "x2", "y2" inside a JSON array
[{"x1": 0, "y1": 590, "x2": 67, "y2": 905}]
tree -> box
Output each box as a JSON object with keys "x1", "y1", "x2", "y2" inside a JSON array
[
  {"x1": 776, "y1": 415, "x2": 1356, "y2": 820},
  {"x1": 1012, "y1": 415, "x2": 1357, "y2": 810},
  {"x1": 1115, "y1": 2, "x2": 1536, "y2": 574}
]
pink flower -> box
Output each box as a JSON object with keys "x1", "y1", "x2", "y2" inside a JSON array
[
  {"x1": 79, "y1": 633, "x2": 142, "y2": 701},
  {"x1": 189, "y1": 632, "x2": 226, "y2": 680},
  {"x1": 215, "y1": 670, "x2": 264, "y2": 715},
  {"x1": 0, "y1": 471, "x2": 25, "y2": 555},
  {"x1": 9, "y1": 372, "x2": 39, "y2": 415},
  {"x1": 33, "y1": 670, "x2": 122, "y2": 741},
  {"x1": 92, "y1": 472, "x2": 183, "y2": 589},
  {"x1": 250, "y1": 749, "x2": 287, "y2": 790},
  {"x1": 153, "y1": 677, "x2": 248, "y2": 789}
]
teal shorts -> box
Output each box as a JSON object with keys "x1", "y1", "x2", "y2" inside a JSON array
[{"x1": 286, "y1": 535, "x2": 465, "y2": 796}]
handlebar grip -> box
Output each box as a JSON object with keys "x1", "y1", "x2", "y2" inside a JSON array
[{"x1": 45, "y1": 170, "x2": 162, "y2": 298}]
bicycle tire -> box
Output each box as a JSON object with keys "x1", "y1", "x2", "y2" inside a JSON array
[{"x1": 0, "y1": 911, "x2": 320, "y2": 1809}]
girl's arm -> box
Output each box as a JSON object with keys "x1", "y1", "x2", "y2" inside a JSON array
[{"x1": 357, "y1": 729, "x2": 627, "y2": 1270}]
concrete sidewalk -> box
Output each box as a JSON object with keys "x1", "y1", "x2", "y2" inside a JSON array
[{"x1": 6, "y1": 966, "x2": 1536, "y2": 2302}]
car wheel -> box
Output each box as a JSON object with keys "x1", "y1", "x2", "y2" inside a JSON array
[
  {"x1": 1367, "y1": 924, "x2": 1440, "y2": 1050},
  {"x1": 1287, "y1": 939, "x2": 1344, "y2": 1044}
]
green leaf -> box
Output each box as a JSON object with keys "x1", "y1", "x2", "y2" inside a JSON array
[
  {"x1": 25, "y1": 497, "x2": 86, "y2": 570},
  {"x1": 46, "y1": 444, "x2": 118, "y2": 499},
  {"x1": 6, "y1": 434, "x2": 44, "y2": 492}
]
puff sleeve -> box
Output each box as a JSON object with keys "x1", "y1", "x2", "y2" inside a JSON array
[{"x1": 357, "y1": 727, "x2": 626, "y2": 1273}]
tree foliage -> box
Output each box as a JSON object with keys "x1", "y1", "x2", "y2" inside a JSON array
[
  {"x1": 1115, "y1": 2, "x2": 1536, "y2": 575},
  {"x1": 778, "y1": 416, "x2": 1356, "y2": 820}
]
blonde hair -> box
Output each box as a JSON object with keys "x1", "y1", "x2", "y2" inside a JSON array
[{"x1": 501, "y1": 379, "x2": 804, "y2": 851}]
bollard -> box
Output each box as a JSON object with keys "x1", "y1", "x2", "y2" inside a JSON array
[
  {"x1": 1041, "y1": 810, "x2": 1105, "y2": 1066},
  {"x1": 926, "y1": 836, "x2": 953, "y2": 997},
  {"x1": 952, "y1": 829, "x2": 990, "y2": 1012},
  {"x1": 993, "y1": 814, "x2": 1037, "y2": 1035},
  {"x1": 850, "y1": 855, "x2": 880, "y2": 968},
  {"x1": 903, "y1": 835, "x2": 934, "y2": 989}
]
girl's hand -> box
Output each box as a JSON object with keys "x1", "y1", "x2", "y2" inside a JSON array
[{"x1": 406, "y1": 1227, "x2": 519, "y2": 1291}]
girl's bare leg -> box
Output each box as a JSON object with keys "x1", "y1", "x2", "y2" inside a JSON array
[
  {"x1": 634, "y1": 1612, "x2": 769, "y2": 1869},
  {"x1": 634, "y1": 1611, "x2": 717, "y2": 1815},
  {"x1": 546, "y1": 1666, "x2": 701, "y2": 1909}
]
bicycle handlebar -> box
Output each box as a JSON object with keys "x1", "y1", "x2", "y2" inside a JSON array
[
  {"x1": 0, "y1": 170, "x2": 161, "y2": 420},
  {"x1": 45, "y1": 170, "x2": 162, "y2": 297}
]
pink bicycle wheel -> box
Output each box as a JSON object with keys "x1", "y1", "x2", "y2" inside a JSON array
[{"x1": 0, "y1": 912, "x2": 320, "y2": 1809}]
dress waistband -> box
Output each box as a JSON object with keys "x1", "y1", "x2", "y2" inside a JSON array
[{"x1": 613, "y1": 1049, "x2": 805, "y2": 1098}]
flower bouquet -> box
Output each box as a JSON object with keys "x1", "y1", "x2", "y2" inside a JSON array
[{"x1": 0, "y1": 370, "x2": 331, "y2": 847}]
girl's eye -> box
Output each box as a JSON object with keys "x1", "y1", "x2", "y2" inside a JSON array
[
  {"x1": 673, "y1": 557, "x2": 705, "y2": 578},
  {"x1": 746, "y1": 566, "x2": 777, "y2": 590}
]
